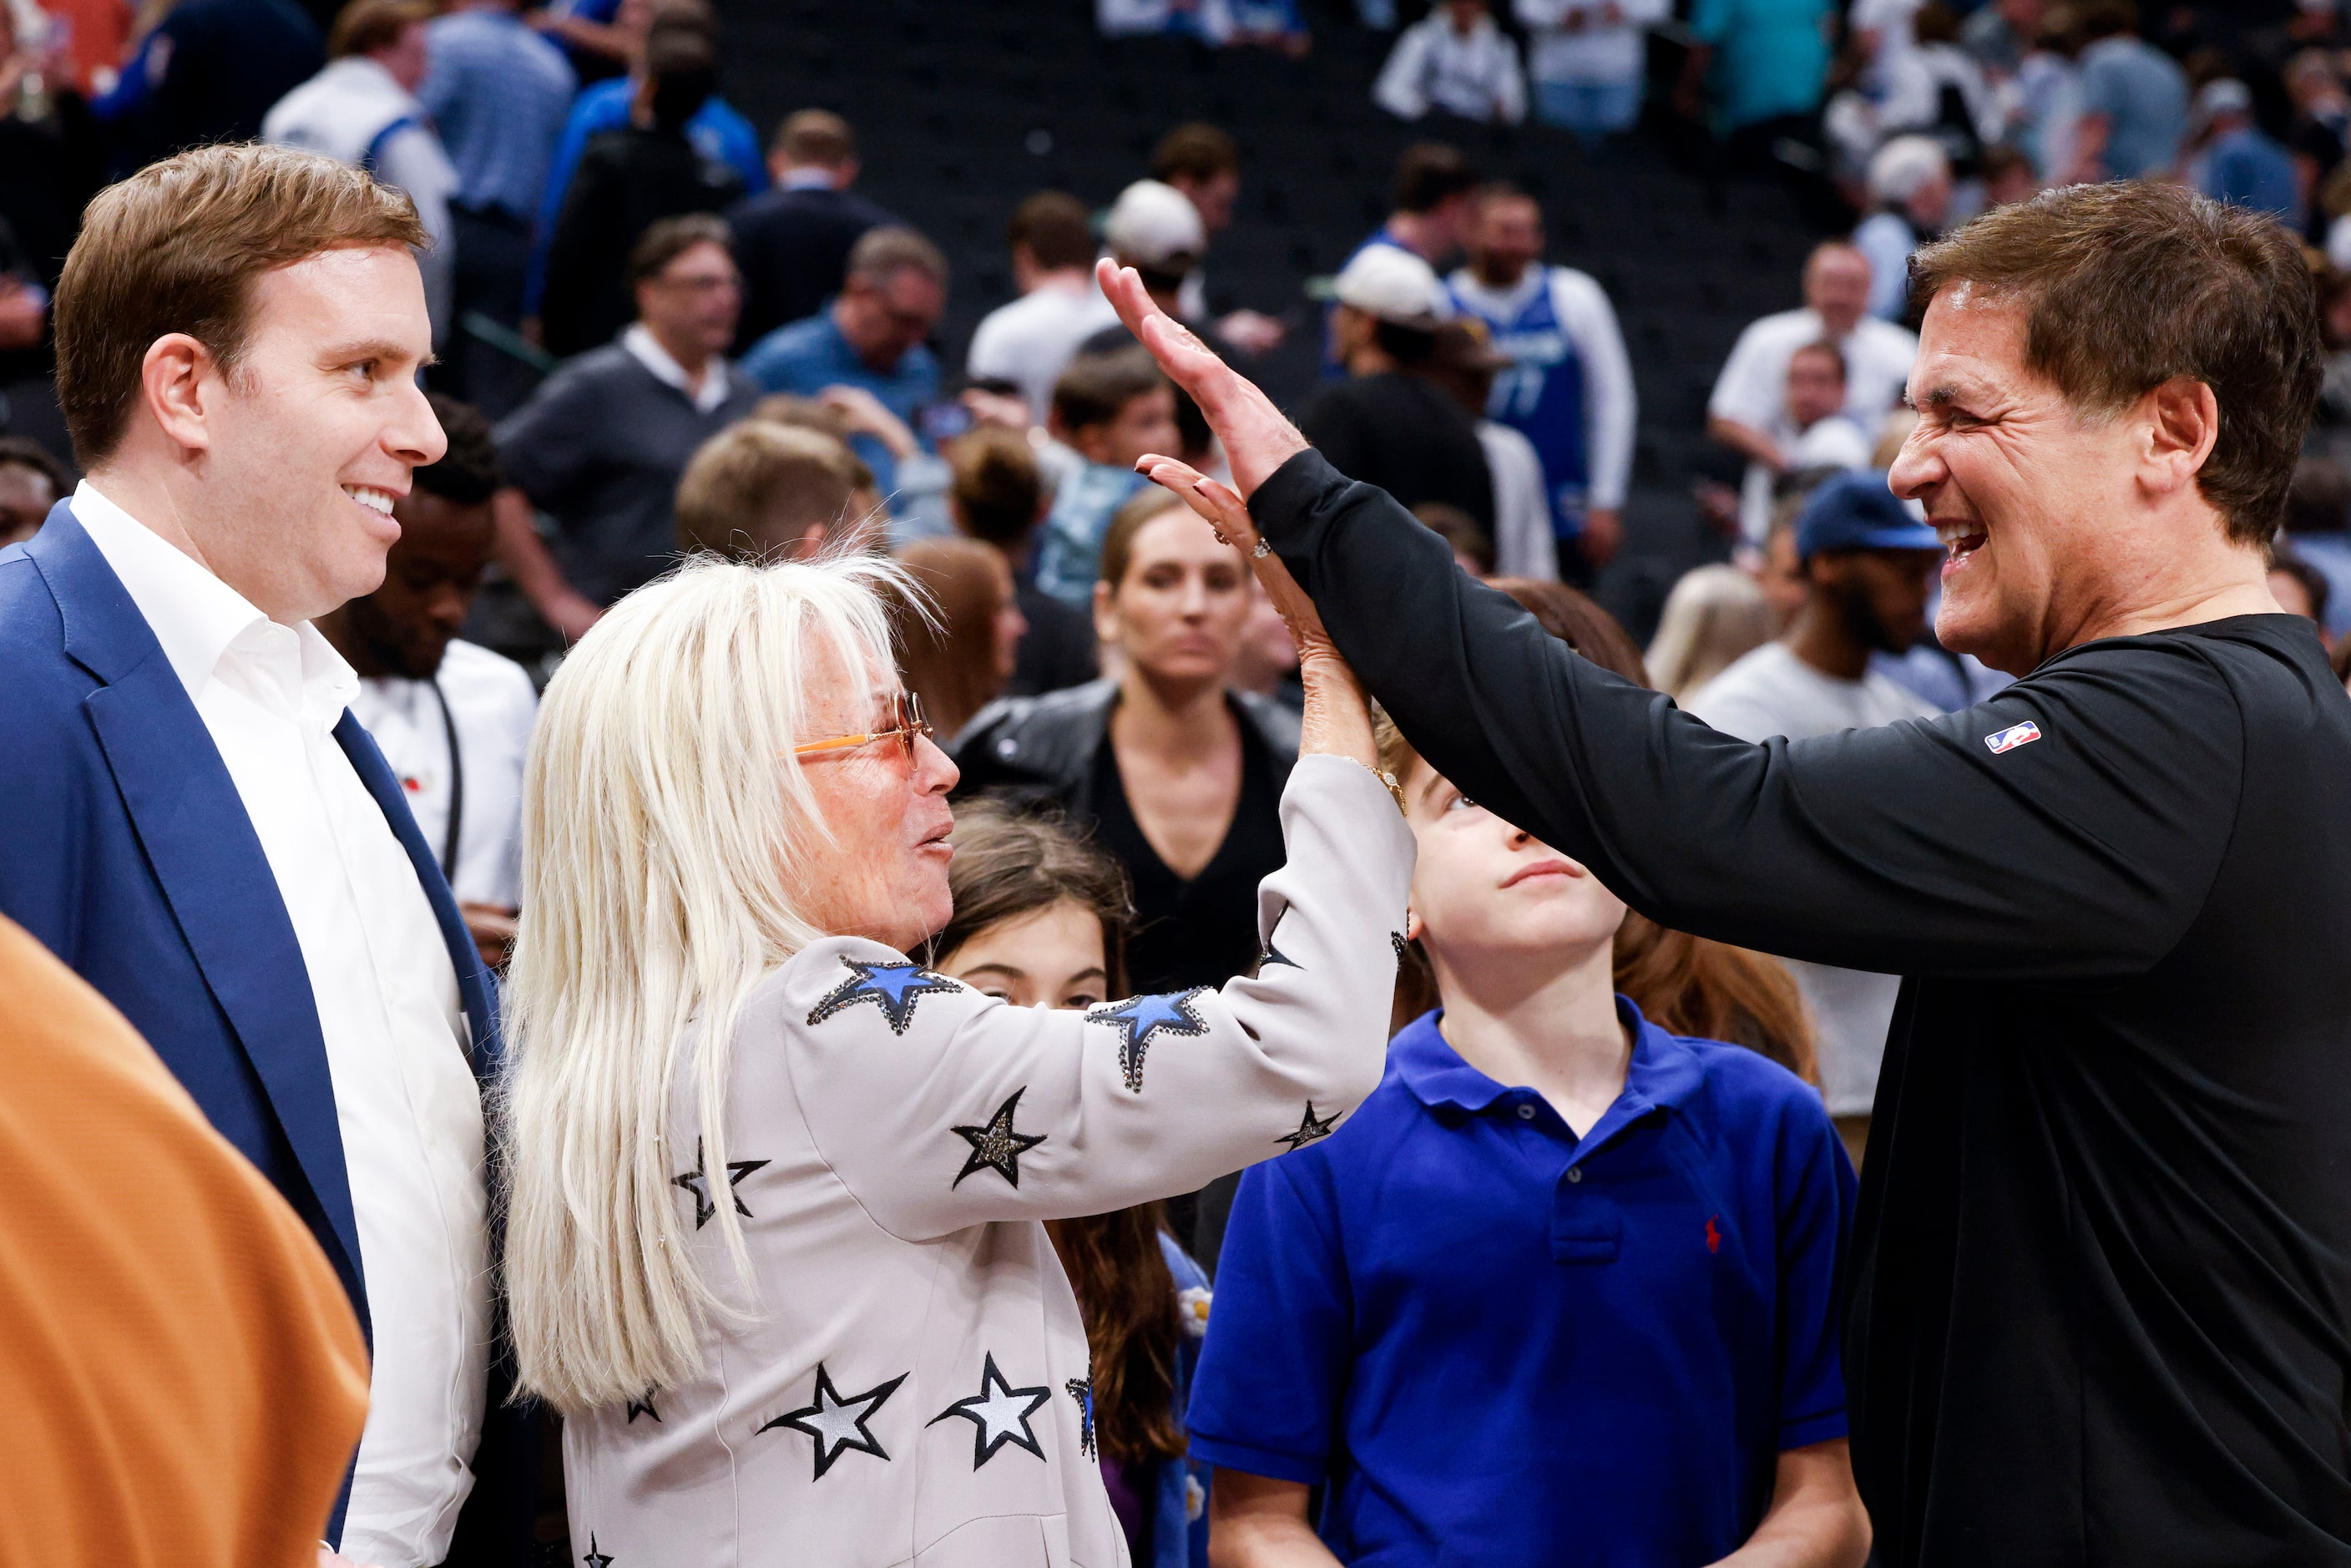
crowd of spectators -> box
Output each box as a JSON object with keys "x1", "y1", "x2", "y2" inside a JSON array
[{"x1": 9, "y1": 1, "x2": 2351, "y2": 1565}]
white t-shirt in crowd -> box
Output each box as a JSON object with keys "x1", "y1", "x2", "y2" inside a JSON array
[
  {"x1": 1373, "y1": 12, "x2": 1528, "y2": 123},
  {"x1": 347, "y1": 639, "x2": 538, "y2": 911},
  {"x1": 1710, "y1": 306, "x2": 1919, "y2": 442},
  {"x1": 964, "y1": 274, "x2": 1122, "y2": 423},
  {"x1": 1685, "y1": 640, "x2": 1941, "y2": 1118},
  {"x1": 1479, "y1": 418, "x2": 1557, "y2": 580},
  {"x1": 1737, "y1": 412, "x2": 1873, "y2": 545},
  {"x1": 72, "y1": 481, "x2": 486, "y2": 1568},
  {"x1": 1514, "y1": 0, "x2": 1671, "y2": 85}
]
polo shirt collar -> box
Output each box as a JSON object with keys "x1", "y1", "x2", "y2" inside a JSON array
[{"x1": 1393, "y1": 998, "x2": 1707, "y2": 1125}]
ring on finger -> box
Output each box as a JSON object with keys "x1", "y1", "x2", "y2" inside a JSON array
[{"x1": 1252, "y1": 539, "x2": 1272, "y2": 559}]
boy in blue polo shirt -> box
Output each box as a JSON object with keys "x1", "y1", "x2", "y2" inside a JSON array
[{"x1": 1188, "y1": 709, "x2": 1865, "y2": 1566}]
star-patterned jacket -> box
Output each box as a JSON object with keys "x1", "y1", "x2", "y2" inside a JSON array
[{"x1": 562, "y1": 756, "x2": 1414, "y2": 1567}]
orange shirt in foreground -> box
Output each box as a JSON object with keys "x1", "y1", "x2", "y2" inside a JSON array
[{"x1": 0, "y1": 914, "x2": 370, "y2": 1568}]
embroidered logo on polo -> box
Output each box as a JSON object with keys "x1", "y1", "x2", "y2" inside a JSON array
[
  {"x1": 806, "y1": 956, "x2": 963, "y2": 1034},
  {"x1": 761, "y1": 1362, "x2": 909, "y2": 1480},
  {"x1": 929, "y1": 1352, "x2": 1054, "y2": 1468},
  {"x1": 581, "y1": 1537, "x2": 614, "y2": 1568},
  {"x1": 1984, "y1": 720, "x2": 2041, "y2": 755},
  {"x1": 1066, "y1": 1377, "x2": 1097, "y2": 1459},
  {"x1": 1276, "y1": 1101, "x2": 1342, "y2": 1151},
  {"x1": 672, "y1": 1136, "x2": 769, "y2": 1229},
  {"x1": 624, "y1": 1393, "x2": 660, "y2": 1424},
  {"x1": 1086, "y1": 988, "x2": 1211, "y2": 1091},
  {"x1": 951, "y1": 1087, "x2": 1047, "y2": 1188}
]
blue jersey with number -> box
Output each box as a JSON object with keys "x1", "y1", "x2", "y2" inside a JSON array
[{"x1": 1449, "y1": 271, "x2": 1588, "y2": 540}]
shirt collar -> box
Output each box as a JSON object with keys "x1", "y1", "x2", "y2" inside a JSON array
[
  {"x1": 1393, "y1": 996, "x2": 1707, "y2": 1121},
  {"x1": 622, "y1": 323, "x2": 732, "y2": 414},
  {"x1": 71, "y1": 479, "x2": 360, "y2": 726},
  {"x1": 781, "y1": 167, "x2": 837, "y2": 191}
]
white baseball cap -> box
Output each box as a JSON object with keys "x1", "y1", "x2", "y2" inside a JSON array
[
  {"x1": 1105, "y1": 180, "x2": 1206, "y2": 271},
  {"x1": 1332, "y1": 244, "x2": 1444, "y2": 329}
]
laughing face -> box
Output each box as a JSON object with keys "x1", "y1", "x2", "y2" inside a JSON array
[
  {"x1": 1888, "y1": 287, "x2": 2165, "y2": 675},
  {"x1": 197, "y1": 245, "x2": 446, "y2": 623}
]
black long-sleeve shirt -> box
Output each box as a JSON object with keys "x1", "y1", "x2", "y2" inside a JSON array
[{"x1": 1251, "y1": 448, "x2": 2351, "y2": 1566}]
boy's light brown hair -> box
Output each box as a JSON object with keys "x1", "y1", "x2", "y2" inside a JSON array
[
  {"x1": 675, "y1": 421, "x2": 862, "y2": 560},
  {"x1": 53, "y1": 144, "x2": 427, "y2": 468}
]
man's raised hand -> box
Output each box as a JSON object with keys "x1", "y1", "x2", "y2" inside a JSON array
[{"x1": 1096, "y1": 257, "x2": 1307, "y2": 498}]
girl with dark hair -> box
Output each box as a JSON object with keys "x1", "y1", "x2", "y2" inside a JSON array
[{"x1": 926, "y1": 802, "x2": 1213, "y2": 1568}]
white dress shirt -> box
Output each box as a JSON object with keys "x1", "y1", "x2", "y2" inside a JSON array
[
  {"x1": 72, "y1": 482, "x2": 488, "y2": 1568},
  {"x1": 348, "y1": 639, "x2": 539, "y2": 909},
  {"x1": 565, "y1": 757, "x2": 1415, "y2": 1565}
]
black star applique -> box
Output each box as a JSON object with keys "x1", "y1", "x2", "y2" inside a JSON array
[
  {"x1": 1391, "y1": 932, "x2": 1410, "y2": 964},
  {"x1": 672, "y1": 1136, "x2": 770, "y2": 1229},
  {"x1": 1066, "y1": 1377, "x2": 1097, "y2": 1460},
  {"x1": 624, "y1": 1393, "x2": 660, "y2": 1424},
  {"x1": 581, "y1": 1536, "x2": 614, "y2": 1568},
  {"x1": 951, "y1": 1087, "x2": 1047, "y2": 1188},
  {"x1": 806, "y1": 955, "x2": 963, "y2": 1034},
  {"x1": 1256, "y1": 942, "x2": 1300, "y2": 972},
  {"x1": 1085, "y1": 987, "x2": 1211, "y2": 1091},
  {"x1": 760, "y1": 1362, "x2": 909, "y2": 1480},
  {"x1": 928, "y1": 1352, "x2": 1054, "y2": 1469},
  {"x1": 1276, "y1": 1101, "x2": 1342, "y2": 1151}
]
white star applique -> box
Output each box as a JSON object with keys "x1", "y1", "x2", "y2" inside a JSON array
[
  {"x1": 928, "y1": 1352, "x2": 1054, "y2": 1468},
  {"x1": 761, "y1": 1363, "x2": 908, "y2": 1480}
]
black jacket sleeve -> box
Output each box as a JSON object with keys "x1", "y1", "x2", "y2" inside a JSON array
[{"x1": 1249, "y1": 450, "x2": 2242, "y2": 983}]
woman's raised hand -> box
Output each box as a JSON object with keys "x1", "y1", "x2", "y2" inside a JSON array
[{"x1": 1097, "y1": 258, "x2": 1307, "y2": 498}]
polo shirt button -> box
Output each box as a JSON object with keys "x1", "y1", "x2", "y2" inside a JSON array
[
  {"x1": 1515, "y1": 1104, "x2": 1535, "y2": 1120},
  {"x1": 1567, "y1": 1167, "x2": 1583, "y2": 1183}
]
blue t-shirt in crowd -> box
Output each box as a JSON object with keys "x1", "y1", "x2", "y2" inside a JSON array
[
  {"x1": 1687, "y1": 0, "x2": 1833, "y2": 135},
  {"x1": 2202, "y1": 124, "x2": 2299, "y2": 225},
  {"x1": 420, "y1": 8, "x2": 578, "y2": 220},
  {"x1": 2079, "y1": 34, "x2": 2188, "y2": 180},
  {"x1": 1188, "y1": 1003, "x2": 1856, "y2": 1567},
  {"x1": 1032, "y1": 462, "x2": 1150, "y2": 605},
  {"x1": 739, "y1": 309, "x2": 939, "y2": 503}
]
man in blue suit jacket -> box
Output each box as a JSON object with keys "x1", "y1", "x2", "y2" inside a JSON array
[{"x1": 0, "y1": 144, "x2": 532, "y2": 1567}]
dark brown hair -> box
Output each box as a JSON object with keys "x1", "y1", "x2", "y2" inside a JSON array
[
  {"x1": 1005, "y1": 190, "x2": 1097, "y2": 274},
  {"x1": 948, "y1": 427, "x2": 1044, "y2": 547},
  {"x1": 1153, "y1": 122, "x2": 1239, "y2": 185},
  {"x1": 1393, "y1": 142, "x2": 1478, "y2": 214},
  {"x1": 675, "y1": 422, "x2": 857, "y2": 560},
  {"x1": 327, "y1": 0, "x2": 432, "y2": 58},
  {"x1": 893, "y1": 537, "x2": 1014, "y2": 739},
  {"x1": 1096, "y1": 487, "x2": 1186, "y2": 590},
  {"x1": 771, "y1": 108, "x2": 854, "y2": 168},
  {"x1": 626, "y1": 212, "x2": 731, "y2": 287},
  {"x1": 1909, "y1": 180, "x2": 2322, "y2": 545},
  {"x1": 1051, "y1": 347, "x2": 1165, "y2": 438},
  {"x1": 923, "y1": 807, "x2": 1181, "y2": 1464},
  {"x1": 1381, "y1": 581, "x2": 1818, "y2": 1080},
  {"x1": 53, "y1": 144, "x2": 427, "y2": 466}
]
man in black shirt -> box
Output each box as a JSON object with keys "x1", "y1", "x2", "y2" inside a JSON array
[
  {"x1": 1097, "y1": 178, "x2": 2351, "y2": 1566},
  {"x1": 1300, "y1": 243, "x2": 1494, "y2": 533},
  {"x1": 726, "y1": 109, "x2": 897, "y2": 349}
]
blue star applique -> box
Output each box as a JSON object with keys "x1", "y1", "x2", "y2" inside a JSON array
[
  {"x1": 806, "y1": 956, "x2": 964, "y2": 1035},
  {"x1": 1086, "y1": 988, "x2": 1211, "y2": 1091},
  {"x1": 1066, "y1": 1377, "x2": 1097, "y2": 1459}
]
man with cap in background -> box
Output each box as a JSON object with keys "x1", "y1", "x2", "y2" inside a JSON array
[
  {"x1": 1299, "y1": 243, "x2": 1494, "y2": 531},
  {"x1": 1683, "y1": 469, "x2": 1944, "y2": 1166}
]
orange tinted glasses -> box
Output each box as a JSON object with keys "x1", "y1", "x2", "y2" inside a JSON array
[{"x1": 791, "y1": 689, "x2": 934, "y2": 764}]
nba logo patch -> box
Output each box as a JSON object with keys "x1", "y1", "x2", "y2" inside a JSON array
[{"x1": 1984, "y1": 721, "x2": 2041, "y2": 755}]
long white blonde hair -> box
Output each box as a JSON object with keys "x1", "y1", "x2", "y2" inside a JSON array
[
  {"x1": 1645, "y1": 564, "x2": 1774, "y2": 704},
  {"x1": 501, "y1": 552, "x2": 912, "y2": 1414}
]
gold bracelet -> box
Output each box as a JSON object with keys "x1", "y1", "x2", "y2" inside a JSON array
[{"x1": 1332, "y1": 755, "x2": 1408, "y2": 814}]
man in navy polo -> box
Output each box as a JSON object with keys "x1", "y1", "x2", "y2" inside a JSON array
[{"x1": 1187, "y1": 704, "x2": 1861, "y2": 1566}]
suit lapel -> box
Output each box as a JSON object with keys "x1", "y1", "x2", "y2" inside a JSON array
[
  {"x1": 31, "y1": 506, "x2": 370, "y2": 1313},
  {"x1": 334, "y1": 711, "x2": 503, "y2": 1080}
]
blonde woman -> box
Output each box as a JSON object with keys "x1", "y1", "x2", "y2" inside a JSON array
[
  {"x1": 500, "y1": 552, "x2": 1410, "y2": 1566},
  {"x1": 1644, "y1": 562, "x2": 1774, "y2": 704}
]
